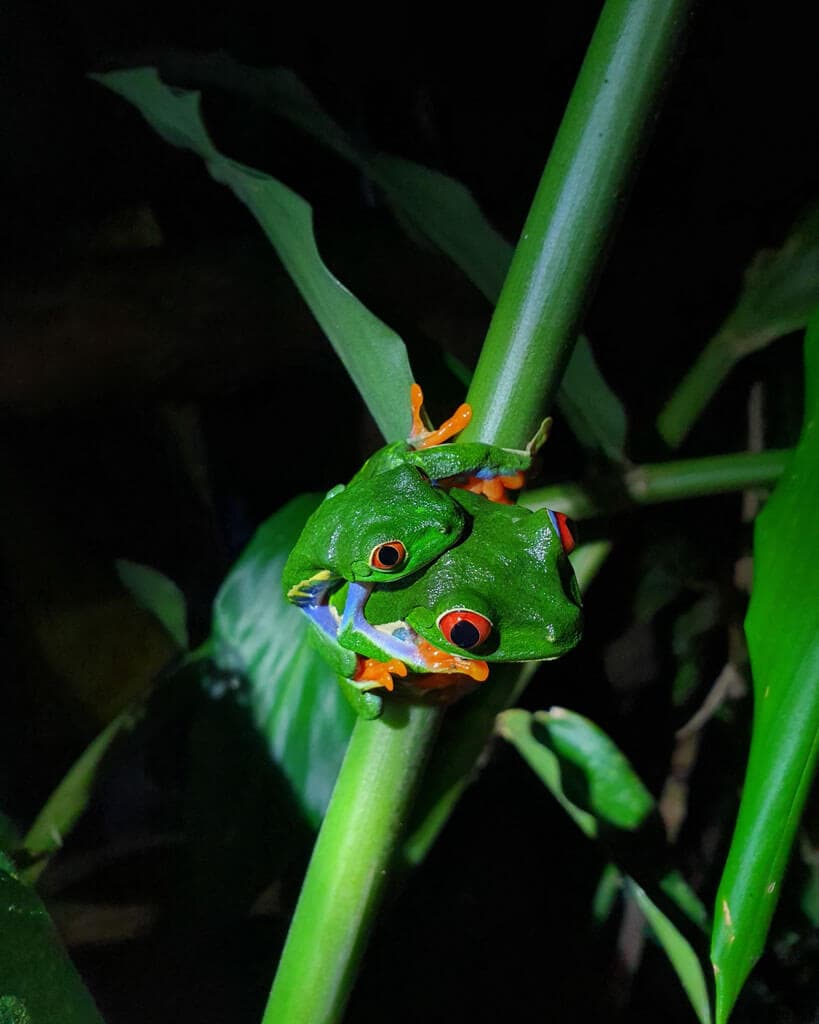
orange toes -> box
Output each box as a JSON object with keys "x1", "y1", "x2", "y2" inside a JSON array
[{"x1": 353, "y1": 657, "x2": 408, "y2": 692}]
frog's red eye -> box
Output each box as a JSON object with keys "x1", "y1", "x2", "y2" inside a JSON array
[
  {"x1": 437, "y1": 609, "x2": 493, "y2": 650},
  {"x1": 548, "y1": 510, "x2": 576, "y2": 555},
  {"x1": 369, "y1": 541, "x2": 408, "y2": 571}
]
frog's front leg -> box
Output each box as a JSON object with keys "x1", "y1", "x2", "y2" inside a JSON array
[
  {"x1": 286, "y1": 570, "x2": 342, "y2": 641},
  {"x1": 338, "y1": 582, "x2": 489, "y2": 682},
  {"x1": 339, "y1": 582, "x2": 427, "y2": 664}
]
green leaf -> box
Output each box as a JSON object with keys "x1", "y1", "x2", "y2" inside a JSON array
[
  {"x1": 591, "y1": 862, "x2": 623, "y2": 924},
  {"x1": 630, "y1": 881, "x2": 713, "y2": 1024},
  {"x1": 498, "y1": 707, "x2": 712, "y2": 1023},
  {"x1": 557, "y1": 336, "x2": 628, "y2": 461},
  {"x1": 115, "y1": 559, "x2": 188, "y2": 649},
  {"x1": 22, "y1": 710, "x2": 138, "y2": 883},
  {"x1": 369, "y1": 153, "x2": 513, "y2": 304},
  {"x1": 0, "y1": 860, "x2": 105, "y2": 1024},
  {"x1": 147, "y1": 54, "x2": 627, "y2": 455},
  {"x1": 210, "y1": 494, "x2": 356, "y2": 828},
  {"x1": 181, "y1": 679, "x2": 313, "y2": 921},
  {"x1": 711, "y1": 309, "x2": 819, "y2": 1021},
  {"x1": 658, "y1": 208, "x2": 819, "y2": 447},
  {"x1": 721, "y1": 208, "x2": 819, "y2": 351},
  {"x1": 154, "y1": 52, "x2": 514, "y2": 302},
  {"x1": 534, "y1": 707, "x2": 655, "y2": 830},
  {"x1": 92, "y1": 68, "x2": 414, "y2": 443}
]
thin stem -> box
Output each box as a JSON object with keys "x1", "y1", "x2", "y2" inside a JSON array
[
  {"x1": 462, "y1": 0, "x2": 694, "y2": 448},
  {"x1": 261, "y1": 700, "x2": 442, "y2": 1024},
  {"x1": 524, "y1": 449, "x2": 790, "y2": 520},
  {"x1": 656, "y1": 330, "x2": 743, "y2": 449}
]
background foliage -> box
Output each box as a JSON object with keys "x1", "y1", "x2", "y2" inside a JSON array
[{"x1": 1, "y1": 3, "x2": 818, "y2": 1022}]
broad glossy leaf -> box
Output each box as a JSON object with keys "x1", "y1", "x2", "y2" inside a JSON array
[
  {"x1": 92, "y1": 68, "x2": 413, "y2": 443},
  {"x1": 659, "y1": 209, "x2": 819, "y2": 447},
  {"x1": 148, "y1": 53, "x2": 628, "y2": 456},
  {"x1": 182, "y1": 679, "x2": 313, "y2": 920},
  {"x1": 115, "y1": 559, "x2": 188, "y2": 649},
  {"x1": 536, "y1": 707, "x2": 655, "y2": 830},
  {"x1": 712, "y1": 309, "x2": 819, "y2": 1022},
  {"x1": 499, "y1": 707, "x2": 712, "y2": 1024},
  {"x1": 210, "y1": 494, "x2": 356, "y2": 828},
  {"x1": 0, "y1": 857, "x2": 105, "y2": 1024}
]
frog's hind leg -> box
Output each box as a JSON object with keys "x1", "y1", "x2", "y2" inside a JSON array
[{"x1": 408, "y1": 383, "x2": 472, "y2": 450}]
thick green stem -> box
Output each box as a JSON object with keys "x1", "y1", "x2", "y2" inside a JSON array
[
  {"x1": 462, "y1": 0, "x2": 693, "y2": 447},
  {"x1": 262, "y1": 700, "x2": 442, "y2": 1024},
  {"x1": 524, "y1": 450, "x2": 791, "y2": 520}
]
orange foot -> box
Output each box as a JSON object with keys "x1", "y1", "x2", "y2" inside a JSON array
[
  {"x1": 352, "y1": 657, "x2": 408, "y2": 692},
  {"x1": 417, "y1": 639, "x2": 489, "y2": 682},
  {"x1": 409, "y1": 383, "x2": 472, "y2": 450},
  {"x1": 461, "y1": 471, "x2": 526, "y2": 505}
]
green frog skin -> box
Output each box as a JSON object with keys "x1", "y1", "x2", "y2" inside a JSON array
[
  {"x1": 334, "y1": 488, "x2": 582, "y2": 679},
  {"x1": 282, "y1": 385, "x2": 546, "y2": 671},
  {"x1": 282, "y1": 462, "x2": 466, "y2": 642}
]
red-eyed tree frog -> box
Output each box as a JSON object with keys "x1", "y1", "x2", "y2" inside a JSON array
[
  {"x1": 282, "y1": 385, "x2": 549, "y2": 686},
  {"x1": 303, "y1": 487, "x2": 581, "y2": 719},
  {"x1": 331, "y1": 488, "x2": 582, "y2": 694}
]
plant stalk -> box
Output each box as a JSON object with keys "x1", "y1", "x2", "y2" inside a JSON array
[
  {"x1": 657, "y1": 330, "x2": 743, "y2": 448},
  {"x1": 462, "y1": 0, "x2": 694, "y2": 447},
  {"x1": 524, "y1": 449, "x2": 790, "y2": 520},
  {"x1": 261, "y1": 700, "x2": 442, "y2": 1023}
]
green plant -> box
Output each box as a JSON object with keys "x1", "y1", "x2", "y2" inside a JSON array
[{"x1": 2, "y1": 2, "x2": 818, "y2": 1023}]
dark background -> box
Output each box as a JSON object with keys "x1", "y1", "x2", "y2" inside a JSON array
[{"x1": 1, "y1": 3, "x2": 818, "y2": 1021}]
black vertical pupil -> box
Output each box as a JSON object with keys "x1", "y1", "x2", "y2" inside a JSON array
[
  {"x1": 378, "y1": 545, "x2": 401, "y2": 566},
  {"x1": 450, "y1": 620, "x2": 481, "y2": 649}
]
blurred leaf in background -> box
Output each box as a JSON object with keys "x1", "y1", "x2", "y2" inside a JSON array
[{"x1": 0, "y1": 853, "x2": 105, "y2": 1024}]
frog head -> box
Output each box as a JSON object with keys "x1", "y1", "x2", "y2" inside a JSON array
[
  {"x1": 362, "y1": 488, "x2": 582, "y2": 662},
  {"x1": 323, "y1": 464, "x2": 466, "y2": 584}
]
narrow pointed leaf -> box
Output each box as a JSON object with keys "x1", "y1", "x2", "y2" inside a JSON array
[
  {"x1": 22, "y1": 711, "x2": 138, "y2": 883},
  {"x1": 149, "y1": 53, "x2": 628, "y2": 455},
  {"x1": 115, "y1": 559, "x2": 188, "y2": 649},
  {"x1": 659, "y1": 209, "x2": 819, "y2": 447},
  {"x1": 92, "y1": 68, "x2": 413, "y2": 443},
  {"x1": 499, "y1": 707, "x2": 712, "y2": 1023},
  {"x1": 631, "y1": 881, "x2": 713, "y2": 1024},
  {"x1": 711, "y1": 309, "x2": 819, "y2": 1021},
  {"x1": 210, "y1": 494, "x2": 356, "y2": 827}
]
